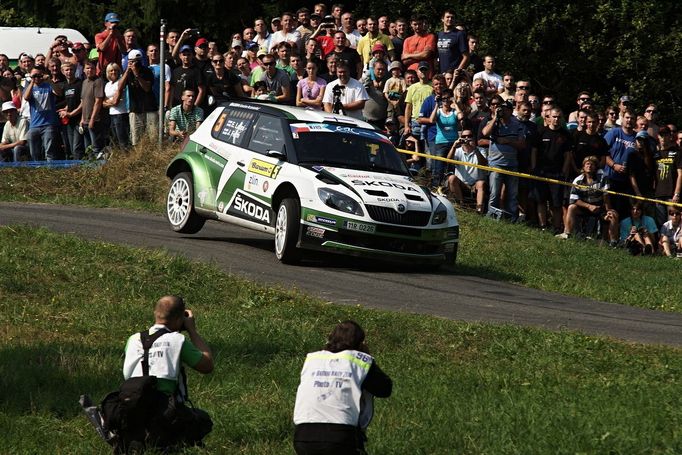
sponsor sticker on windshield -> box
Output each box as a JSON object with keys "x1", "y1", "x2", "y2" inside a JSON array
[{"x1": 290, "y1": 123, "x2": 392, "y2": 144}]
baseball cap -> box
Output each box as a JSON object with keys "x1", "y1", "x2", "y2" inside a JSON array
[
  {"x1": 1, "y1": 101, "x2": 17, "y2": 112},
  {"x1": 271, "y1": 17, "x2": 281, "y2": 23},
  {"x1": 417, "y1": 61, "x2": 429, "y2": 70},
  {"x1": 389, "y1": 61, "x2": 402, "y2": 71},
  {"x1": 179, "y1": 44, "x2": 193, "y2": 54},
  {"x1": 323, "y1": 15, "x2": 335, "y2": 23},
  {"x1": 310, "y1": 13, "x2": 321, "y2": 20},
  {"x1": 195, "y1": 38, "x2": 208, "y2": 47},
  {"x1": 619, "y1": 95, "x2": 631, "y2": 103},
  {"x1": 372, "y1": 43, "x2": 386, "y2": 53},
  {"x1": 245, "y1": 41, "x2": 259, "y2": 51},
  {"x1": 257, "y1": 47, "x2": 268, "y2": 58},
  {"x1": 231, "y1": 39, "x2": 243, "y2": 49},
  {"x1": 636, "y1": 130, "x2": 649, "y2": 140},
  {"x1": 71, "y1": 42, "x2": 85, "y2": 50},
  {"x1": 104, "y1": 12, "x2": 120, "y2": 23},
  {"x1": 128, "y1": 49, "x2": 143, "y2": 61}
]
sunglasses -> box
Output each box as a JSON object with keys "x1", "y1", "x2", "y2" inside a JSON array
[
  {"x1": 646, "y1": 109, "x2": 657, "y2": 113},
  {"x1": 460, "y1": 135, "x2": 473, "y2": 138},
  {"x1": 669, "y1": 211, "x2": 681, "y2": 216},
  {"x1": 517, "y1": 85, "x2": 529, "y2": 90},
  {"x1": 212, "y1": 59, "x2": 224, "y2": 64},
  {"x1": 31, "y1": 74, "x2": 42, "y2": 78},
  {"x1": 262, "y1": 61, "x2": 275, "y2": 66},
  {"x1": 579, "y1": 97, "x2": 591, "y2": 102},
  {"x1": 608, "y1": 112, "x2": 617, "y2": 115},
  {"x1": 542, "y1": 100, "x2": 554, "y2": 105}
]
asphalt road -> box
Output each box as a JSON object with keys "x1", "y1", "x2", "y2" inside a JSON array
[{"x1": 2, "y1": 202, "x2": 681, "y2": 347}]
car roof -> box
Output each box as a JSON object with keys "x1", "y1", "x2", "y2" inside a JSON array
[{"x1": 221, "y1": 100, "x2": 376, "y2": 129}]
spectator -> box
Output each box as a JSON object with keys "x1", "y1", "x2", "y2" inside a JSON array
[
  {"x1": 391, "y1": 18, "x2": 408, "y2": 58},
  {"x1": 331, "y1": 30, "x2": 362, "y2": 80},
  {"x1": 80, "y1": 60, "x2": 106, "y2": 158},
  {"x1": 403, "y1": 62, "x2": 433, "y2": 144},
  {"x1": 481, "y1": 97, "x2": 526, "y2": 220},
  {"x1": 643, "y1": 103, "x2": 660, "y2": 139},
  {"x1": 470, "y1": 88, "x2": 490, "y2": 138},
  {"x1": 531, "y1": 106, "x2": 572, "y2": 231},
  {"x1": 615, "y1": 95, "x2": 632, "y2": 126},
  {"x1": 402, "y1": 15, "x2": 436, "y2": 76},
  {"x1": 0, "y1": 101, "x2": 29, "y2": 161},
  {"x1": 466, "y1": 34, "x2": 483, "y2": 75},
  {"x1": 311, "y1": 21, "x2": 337, "y2": 59},
  {"x1": 296, "y1": 7, "x2": 314, "y2": 48},
  {"x1": 23, "y1": 65, "x2": 60, "y2": 161},
  {"x1": 604, "y1": 109, "x2": 636, "y2": 218},
  {"x1": 103, "y1": 62, "x2": 130, "y2": 149},
  {"x1": 341, "y1": 12, "x2": 361, "y2": 49},
  {"x1": 57, "y1": 61, "x2": 84, "y2": 159},
  {"x1": 378, "y1": 15, "x2": 390, "y2": 36},
  {"x1": 527, "y1": 94, "x2": 541, "y2": 120},
  {"x1": 275, "y1": 42, "x2": 297, "y2": 80},
  {"x1": 69, "y1": 42, "x2": 87, "y2": 79},
  {"x1": 253, "y1": 18, "x2": 271, "y2": 49},
  {"x1": 320, "y1": 54, "x2": 338, "y2": 83},
  {"x1": 446, "y1": 126, "x2": 488, "y2": 212},
  {"x1": 323, "y1": 62, "x2": 368, "y2": 119},
  {"x1": 292, "y1": 320, "x2": 392, "y2": 455},
  {"x1": 296, "y1": 60, "x2": 326, "y2": 110},
  {"x1": 356, "y1": 18, "x2": 368, "y2": 36},
  {"x1": 499, "y1": 72, "x2": 515, "y2": 102},
  {"x1": 654, "y1": 125, "x2": 682, "y2": 224},
  {"x1": 384, "y1": 61, "x2": 406, "y2": 122},
  {"x1": 164, "y1": 29, "x2": 180, "y2": 69},
  {"x1": 556, "y1": 156, "x2": 619, "y2": 243},
  {"x1": 147, "y1": 44, "x2": 171, "y2": 112},
  {"x1": 360, "y1": 43, "x2": 390, "y2": 84},
  {"x1": 206, "y1": 53, "x2": 243, "y2": 102},
  {"x1": 620, "y1": 202, "x2": 658, "y2": 255},
  {"x1": 259, "y1": 54, "x2": 291, "y2": 103},
  {"x1": 362, "y1": 60, "x2": 389, "y2": 129},
  {"x1": 269, "y1": 12, "x2": 302, "y2": 53},
  {"x1": 121, "y1": 28, "x2": 147, "y2": 70},
  {"x1": 603, "y1": 105, "x2": 618, "y2": 131},
  {"x1": 628, "y1": 131, "x2": 657, "y2": 204},
  {"x1": 428, "y1": 88, "x2": 459, "y2": 187},
  {"x1": 570, "y1": 111, "x2": 608, "y2": 174},
  {"x1": 437, "y1": 10, "x2": 469, "y2": 74},
  {"x1": 567, "y1": 91, "x2": 592, "y2": 123},
  {"x1": 473, "y1": 55, "x2": 503, "y2": 99},
  {"x1": 453, "y1": 81, "x2": 473, "y2": 122},
  {"x1": 516, "y1": 100, "x2": 539, "y2": 222},
  {"x1": 17, "y1": 53, "x2": 35, "y2": 88},
  {"x1": 95, "y1": 12, "x2": 125, "y2": 77},
  {"x1": 357, "y1": 17, "x2": 395, "y2": 67},
  {"x1": 168, "y1": 89, "x2": 203, "y2": 142},
  {"x1": 124, "y1": 50, "x2": 157, "y2": 145},
  {"x1": 169, "y1": 45, "x2": 205, "y2": 108},
  {"x1": 659, "y1": 208, "x2": 682, "y2": 257}
]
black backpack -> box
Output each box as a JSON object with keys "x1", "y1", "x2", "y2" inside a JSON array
[{"x1": 101, "y1": 329, "x2": 170, "y2": 438}]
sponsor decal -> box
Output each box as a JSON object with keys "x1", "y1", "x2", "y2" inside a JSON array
[
  {"x1": 306, "y1": 214, "x2": 337, "y2": 226},
  {"x1": 247, "y1": 174, "x2": 261, "y2": 189},
  {"x1": 197, "y1": 190, "x2": 207, "y2": 205},
  {"x1": 396, "y1": 203, "x2": 407, "y2": 214},
  {"x1": 205, "y1": 154, "x2": 225, "y2": 169},
  {"x1": 351, "y1": 180, "x2": 419, "y2": 192},
  {"x1": 213, "y1": 113, "x2": 227, "y2": 132},
  {"x1": 376, "y1": 197, "x2": 401, "y2": 203},
  {"x1": 263, "y1": 181, "x2": 269, "y2": 192},
  {"x1": 229, "y1": 102, "x2": 261, "y2": 111},
  {"x1": 227, "y1": 191, "x2": 272, "y2": 225},
  {"x1": 306, "y1": 226, "x2": 325, "y2": 238},
  {"x1": 248, "y1": 159, "x2": 281, "y2": 179}
]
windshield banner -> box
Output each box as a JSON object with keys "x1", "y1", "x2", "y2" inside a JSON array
[{"x1": 290, "y1": 123, "x2": 392, "y2": 144}]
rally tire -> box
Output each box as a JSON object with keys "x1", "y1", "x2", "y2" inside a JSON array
[
  {"x1": 444, "y1": 243, "x2": 458, "y2": 266},
  {"x1": 275, "y1": 198, "x2": 302, "y2": 264},
  {"x1": 166, "y1": 172, "x2": 206, "y2": 234}
]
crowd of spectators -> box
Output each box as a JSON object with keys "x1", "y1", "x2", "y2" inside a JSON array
[{"x1": 1, "y1": 5, "x2": 681, "y2": 256}]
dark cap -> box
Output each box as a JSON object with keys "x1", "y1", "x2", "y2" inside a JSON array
[{"x1": 417, "y1": 61, "x2": 429, "y2": 70}]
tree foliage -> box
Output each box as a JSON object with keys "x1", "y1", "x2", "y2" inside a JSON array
[{"x1": 1, "y1": 0, "x2": 680, "y2": 123}]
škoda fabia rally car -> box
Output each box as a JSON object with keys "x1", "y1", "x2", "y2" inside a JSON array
[{"x1": 166, "y1": 101, "x2": 459, "y2": 265}]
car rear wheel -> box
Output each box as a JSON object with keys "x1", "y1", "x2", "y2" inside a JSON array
[
  {"x1": 275, "y1": 197, "x2": 301, "y2": 263},
  {"x1": 167, "y1": 172, "x2": 206, "y2": 234}
]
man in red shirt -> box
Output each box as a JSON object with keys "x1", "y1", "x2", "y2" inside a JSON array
[
  {"x1": 94, "y1": 12, "x2": 125, "y2": 77},
  {"x1": 401, "y1": 15, "x2": 436, "y2": 76}
]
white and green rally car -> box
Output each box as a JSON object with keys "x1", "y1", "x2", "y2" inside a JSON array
[{"x1": 165, "y1": 100, "x2": 459, "y2": 265}]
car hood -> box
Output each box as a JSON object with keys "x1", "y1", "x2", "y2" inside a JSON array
[{"x1": 314, "y1": 166, "x2": 434, "y2": 212}]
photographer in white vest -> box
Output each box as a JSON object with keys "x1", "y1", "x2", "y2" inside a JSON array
[{"x1": 293, "y1": 320, "x2": 392, "y2": 454}]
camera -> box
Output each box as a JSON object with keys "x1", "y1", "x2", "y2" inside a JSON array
[
  {"x1": 332, "y1": 85, "x2": 345, "y2": 115},
  {"x1": 191, "y1": 28, "x2": 200, "y2": 35},
  {"x1": 495, "y1": 108, "x2": 502, "y2": 117}
]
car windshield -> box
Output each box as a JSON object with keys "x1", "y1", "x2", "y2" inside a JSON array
[{"x1": 290, "y1": 123, "x2": 409, "y2": 174}]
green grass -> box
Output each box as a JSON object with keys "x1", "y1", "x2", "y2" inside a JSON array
[
  {"x1": 1, "y1": 226, "x2": 681, "y2": 454},
  {"x1": 1, "y1": 147, "x2": 681, "y2": 314}
]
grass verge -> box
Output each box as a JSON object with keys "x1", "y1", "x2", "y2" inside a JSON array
[{"x1": 0, "y1": 226, "x2": 681, "y2": 454}]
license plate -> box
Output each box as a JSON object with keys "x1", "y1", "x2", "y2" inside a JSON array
[{"x1": 344, "y1": 221, "x2": 376, "y2": 233}]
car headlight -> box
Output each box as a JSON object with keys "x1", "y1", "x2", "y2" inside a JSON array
[
  {"x1": 318, "y1": 188, "x2": 364, "y2": 216},
  {"x1": 432, "y1": 202, "x2": 448, "y2": 224}
]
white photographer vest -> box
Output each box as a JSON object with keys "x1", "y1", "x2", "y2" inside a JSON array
[
  {"x1": 122, "y1": 324, "x2": 185, "y2": 383},
  {"x1": 293, "y1": 349, "x2": 373, "y2": 426}
]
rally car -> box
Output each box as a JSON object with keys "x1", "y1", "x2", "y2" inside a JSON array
[{"x1": 165, "y1": 100, "x2": 459, "y2": 265}]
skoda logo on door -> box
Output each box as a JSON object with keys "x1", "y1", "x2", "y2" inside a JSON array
[{"x1": 395, "y1": 203, "x2": 407, "y2": 214}]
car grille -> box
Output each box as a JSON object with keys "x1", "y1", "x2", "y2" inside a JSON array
[{"x1": 365, "y1": 205, "x2": 431, "y2": 226}]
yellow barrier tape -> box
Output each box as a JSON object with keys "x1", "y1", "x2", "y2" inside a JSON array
[{"x1": 397, "y1": 148, "x2": 682, "y2": 209}]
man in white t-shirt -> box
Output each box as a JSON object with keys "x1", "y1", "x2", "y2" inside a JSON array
[
  {"x1": 268, "y1": 12, "x2": 302, "y2": 53},
  {"x1": 473, "y1": 55, "x2": 503, "y2": 99},
  {"x1": 0, "y1": 102, "x2": 29, "y2": 161},
  {"x1": 323, "y1": 62, "x2": 369, "y2": 120}
]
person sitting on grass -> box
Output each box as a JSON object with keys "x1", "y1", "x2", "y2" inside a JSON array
[
  {"x1": 659, "y1": 208, "x2": 682, "y2": 258},
  {"x1": 619, "y1": 201, "x2": 658, "y2": 255},
  {"x1": 556, "y1": 156, "x2": 619, "y2": 244},
  {"x1": 446, "y1": 126, "x2": 488, "y2": 213}
]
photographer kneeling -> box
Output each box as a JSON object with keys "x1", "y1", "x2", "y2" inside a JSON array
[{"x1": 105, "y1": 295, "x2": 214, "y2": 453}]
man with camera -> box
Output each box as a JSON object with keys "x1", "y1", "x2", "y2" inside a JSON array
[
  {"x1": 481, "y1": 96, "x2": 526, "y2": 221},
  {"x1": 95, "y1": 12, "x2": 125, "y2": 77},
  {"x1": 122, "y1": 50, "x2": 156, "y2": 145},
  {"x1": 120, "y1": 295, "x2": 213, "y2": 450},
  {"x1": 23, "y1": 65, "x2": 60, "y2": 161},
  {"x1": 323, "y1": 62, "x2": 368, "y2": 120}
]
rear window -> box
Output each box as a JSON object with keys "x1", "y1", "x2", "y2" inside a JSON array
[{"x1": 211, "y1": 108, "x2": 257, "y2": 146}]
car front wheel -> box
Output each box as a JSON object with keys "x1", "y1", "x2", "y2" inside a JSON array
[
  {"x1": 166, "y1": 172, "x2": 206, "y2": 234},
  {"x1": 275, "y1": 198, "x2": 301, "y2": 263}
]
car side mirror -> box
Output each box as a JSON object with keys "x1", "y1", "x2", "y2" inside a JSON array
[{"x1": 266, "y1": 149, "x2": 287, "y2": 161}]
